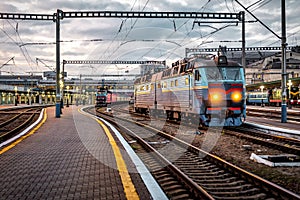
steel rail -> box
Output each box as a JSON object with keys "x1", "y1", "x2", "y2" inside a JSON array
[
  {"x1": 0, "y1": 108, "x2": 42, "y2": 142},
  {"x1": 91, "y1": 108, "x2": 214, "y2": 200},
  {"x1": 90, "y1": 105, "x2": 300, "y2": 200}
]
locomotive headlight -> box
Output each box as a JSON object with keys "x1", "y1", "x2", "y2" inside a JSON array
[
  {"x1": 231, "y1": 91, "x2": 242, "y2": 103},
  {"x1": 210, "y1": 92, "x2": 222, "y2": 104}
]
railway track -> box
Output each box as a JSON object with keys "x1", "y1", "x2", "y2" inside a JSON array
[
  {"x1": 225, "y1": 124, "x2": 300, "y2": 155},
  {"x1": 0, "y1": 107, "x2": 44, "y2": 144},
  {"x1": 246, "y1": 107, "x2": 300, "y2": 122},
  {"x1": 125, "y1": 103, "x2": 300, "y2": 155},
  {"x1": 86, "y1": 106, "x2": 300, "y2": 199}
]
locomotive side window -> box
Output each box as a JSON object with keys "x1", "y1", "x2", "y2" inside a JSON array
[
  {"x1": 195, "y1": 70, "x2": 201, "y2": 81},
  {"x1": 150, "y1": 84, "x2": 154, "y2": 90},
  {"x1": 171, "y1": 81, "x2": 174, "y2": 87},
  {"x1": 162, "y1": 82, "x2": 167, "y2": 88},
  {"x1": 175, "y1": 79, "x2": 178, "y2": 86},
  {"x1": 185, "y1": 78, "x2": 189, "y2": 85}
]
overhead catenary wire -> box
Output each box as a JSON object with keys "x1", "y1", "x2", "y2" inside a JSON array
[
  {"x1": 104, "y1": 0, "x2": 151, "y2": 60},
  {"x1": 7, "y1": 20, "x2": 35, "y2": 71},
  {"x1": 98, "y1": 0, "x2": 141, "y2": 60},
  {"x1": 136, "y1": 0, "x2": 213, "y2": 61}
]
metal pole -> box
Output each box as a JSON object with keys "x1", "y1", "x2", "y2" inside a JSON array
[
  {"x1": 281, "y1": 0, "x2": 287, "y2": 123},
  {"x1": 55, "y1": 9, "x2": 61, "y2": 118},
  {"x1": 61, "y1": 61, "x2": 65, "y2": 108},
  {"x1": 241, "y1": 11, "x2": 246, "y2": 76},
  {"x1": 241, "y1": 11, "x2": 247, "y2": 120}
]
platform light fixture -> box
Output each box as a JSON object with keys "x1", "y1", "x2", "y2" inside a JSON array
[
  {"x1": 14, "y1": 86, "x2": 18, "y2": 106},
  {"x1": 260, "y1": 85, "x2": 265, "y2": 92}
]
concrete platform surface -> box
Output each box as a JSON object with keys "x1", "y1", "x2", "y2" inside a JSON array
[{"x1": 0, "y1": 105, "x2": 153, "y2": 200}]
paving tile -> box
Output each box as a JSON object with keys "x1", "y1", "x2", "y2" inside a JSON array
[{"x1": 0, "y1": 106, "x2": 152, "y2": 199}]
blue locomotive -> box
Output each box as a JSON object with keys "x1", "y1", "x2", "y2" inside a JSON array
[
  {"x1": 134, "y1": 55, "x2": 246, "y2": 127},
  {"x1": 95, "y1": 88, "x2": 112, "y2": 107}
]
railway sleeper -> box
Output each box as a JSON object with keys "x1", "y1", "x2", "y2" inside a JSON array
[
  {"x1": 183, "y1": 170, "x2": 226, "y2": 177},
  {"x1": 175, "y1": 160, "x2": 215, "y2": 168},
  {"x1": 188, "y1": 172, "x2": 232, "y2": 179},
  {"x1": 165, "y1": 187, "x2": 189, "y2": 196},
  {"x1": 145, "y1": 165, "x2": 163, "y2": 171},
  {"x1": 174, "y1": 160, "x2": 211, "y2": 167},
  {"x1": 210, "y1": 187, "x2": 263, "y2": 197},
  {"x1": 141, "y1": 157, "x2": 161, "y2": 165},
  {"x1": 180, "y1": 168, "x2": 225, "y2": 174},
  {"x1": 180, "y1": 167, "x2": 222, "y2": 174},
  {"x1": 165, "y1": 188, "x2": 191, "y2": 199},
  {"x1": 159, "y1": 176, "x2": 178, "y2": 184},
  {"x1": 180, "y1": 158, "x2": 215, "y2": 167},
  {"x1": 159, "y1": 181, "x2": 182, "y2": 189},
  {"x1": 212, "y1": 193, "x2": 268, "y2": 200},
  {"x1": 170, "y1": 194, "x2": 194, "y2": 200},
  {"x1": 200, "y1": 180, "x2": 245, "y2": 187},
  {"x1": 194, "y1": 177, "x2": 239, "y2": 184},
  {"x1": 165, "y1": 184, "x2": 188, "y2": 192},
  {"x1": 152, "y1": 172, "x2": 172, "y2": 179},
  {"x1": 202, "y1": 184, "x2": 255, "y2": 192}
]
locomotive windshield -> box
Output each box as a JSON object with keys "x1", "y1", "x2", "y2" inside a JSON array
[
  {"x1": 205, "y1": 66, "x2": 242, "y2": 81},
  {"x1": 97, "y1": 90, "x2": 107, "y2": 95}
]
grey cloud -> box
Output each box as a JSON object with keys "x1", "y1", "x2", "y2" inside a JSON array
[{"x1": 1, "y1": 0, "x2": 300, "y2": 74}]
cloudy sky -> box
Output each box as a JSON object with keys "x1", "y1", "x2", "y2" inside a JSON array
[{"x1": 0, "y1": 0, "x2": 299, "y2": 78}]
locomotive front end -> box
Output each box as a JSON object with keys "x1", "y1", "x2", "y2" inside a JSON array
[
  {"x1": 206, "y1": 83, "x2": 245, "y2": 126},
  {"x1": 199, "y1": 56, "x2": 246, "y2": 126}
]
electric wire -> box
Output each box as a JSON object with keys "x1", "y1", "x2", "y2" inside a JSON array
[{"x1": 105, "y1": 0, "x2": 151, "y2": 60}]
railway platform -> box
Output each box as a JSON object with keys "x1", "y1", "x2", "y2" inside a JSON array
[
  {"x1": 246, "y1": 105, "x2": 300, "y2": 134},
  {"x1": 0, "y1": 105, "x2": 165, "y2": 200}
]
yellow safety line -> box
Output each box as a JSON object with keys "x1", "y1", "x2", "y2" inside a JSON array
[
  {"x1": 0, "y1": 109, "x2": 47, "y2": 155},
  {"x1": 96, "y1": 118, "x2": 140, "y2": 200},
  {"x1": 78, "y1": 108, "x2": 139, "y2": 200}
]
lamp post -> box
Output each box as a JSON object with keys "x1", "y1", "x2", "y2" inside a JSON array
[
  {"x1": 27, "y1": 88, "x2": 30, "y2": 105},
  {"x1": 260, "y1": 85, "x2": 265, "y2": 107},
  {"x1": 287, "y1": 80, "x2": 292, "y2": 109},
  {"x1": 66, "y1": 85, "x2": 69, "y2": 107},
  {"x1": 42, "y1": 91, "x2": 45, "y2": 104},
  {"x1": 14, "y1": 86, "x2": 18, "y2": 106}
]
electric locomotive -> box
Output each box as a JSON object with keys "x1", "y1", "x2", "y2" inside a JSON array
[
  {"x1": 134, "y1": 54, "x2": 246, "y2": 127},
  {"x1": 95, "y1": 88, "x2": 112, "y2": 107}
]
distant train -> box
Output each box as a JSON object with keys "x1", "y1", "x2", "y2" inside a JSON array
[
  {"x1": 134, "y1": 55, "x2": 246, "y2": 127},
  {"x1": 246, "y1": 86, "x2": 300, "y2": 106},
  {"x1": 95, "y1": 88, "x2": 112, "y2": 107}
]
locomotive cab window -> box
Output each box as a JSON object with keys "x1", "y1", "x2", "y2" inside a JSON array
[
  {"x1": 195, "y1": 70, "x2": 201, "y2": 81},
  {"x1": 205, "y1": 66, "x2": 242, "y2": 81}
]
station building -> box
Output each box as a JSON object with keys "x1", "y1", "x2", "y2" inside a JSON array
[{"x1": 0, "y1": 63, "x2": 166, "y2": 105}]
